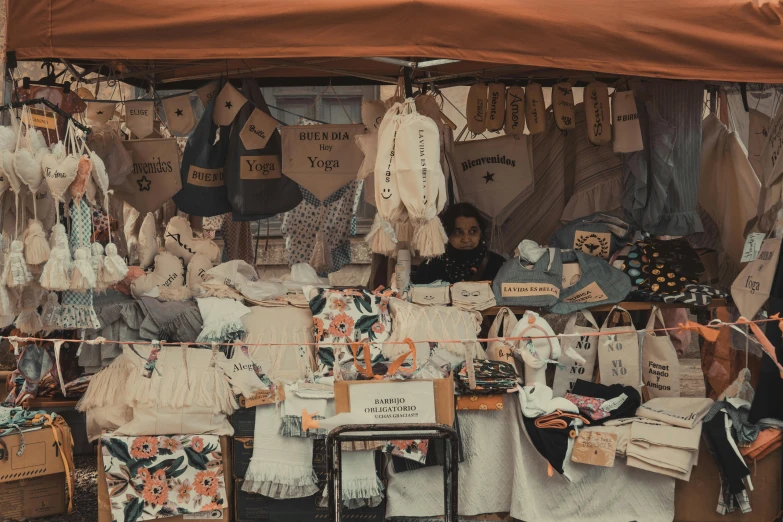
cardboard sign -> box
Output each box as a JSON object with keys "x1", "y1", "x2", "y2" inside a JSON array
[
  {"x1": 162, "y1": 93, "x2": 196, "y2": 135},
  {"x1": 0, "y1": 425, "x2": 72, "y2": 482},
  {"x1": 124, "y1": 100, "x2": 154, "y2": 138},
  {"x1": 116, "y1": 138, "x2": 182, "y2": 215},
  {"x1": 239, "y1": 108, "x2": 277, "y2": 150},
  {"x1": 23, "y1": 108, "x2": 57, "y2": 131},
  {"x1": 280, "y1": 124, "x2": 364, "y2": 200},
  {"x1": 572, "y1": 431, "x2": 617, "y2": 467},
  {"x1": 504, "y1": 86, "x2": 526, "y2": 136},
  {"x1": 741, "y1": 232, "x2": 766, "y2": 262},
  {"x1": 732, "y1": 237, "x2": 781, "y2": 320}
]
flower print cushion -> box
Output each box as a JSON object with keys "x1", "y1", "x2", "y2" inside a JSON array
[{"x1": 310, "y1": 288, "x2": 393, "y2": 377}]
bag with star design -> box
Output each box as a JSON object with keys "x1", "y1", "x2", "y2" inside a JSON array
[
  {"x1": 173, "y1": 79, "x2": 233, "y2": 217},
  {"x1": 224, "y1": 78, "x2": 302, "y2": 220},
  {"x1": 116, "y1": 138, "x2": 181, "y2": 215}
]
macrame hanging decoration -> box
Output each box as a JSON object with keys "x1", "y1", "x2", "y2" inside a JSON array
[
  {"x1": 40, "y1": 224, "x2": 72, "y2": 291},
  {"x1": 395, "y1": 99, "x2": 448, "y2": 258},
  {"x1": 70, "y1": 246, "x2": 97, "y2": 292},
  {"x1": 3, "y1": 238, "x2": 32, "y2": 288},
  {"x1": 91, "y1": 242, "x2": 107, "y2": 293}
]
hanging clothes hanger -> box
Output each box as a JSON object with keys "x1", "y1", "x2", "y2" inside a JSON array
[{"x1": 0, "y1": 98, "x2": 90, "y2": 135}]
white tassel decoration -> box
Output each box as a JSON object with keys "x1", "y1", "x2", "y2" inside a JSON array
[
  {"x1": 49, "y1": 223, "x2": 67, "y2": 249},
  {"x1": 40, "y1": 234, "x2": 72, "y2": 291},
  {"x1": 0, "y1": 281, "x2": 12, "y2": 317},
  {"x1": 4, "y1": 240, "x2": 32, "y2": 288},
  {"x1": 91, "y1": 243, "x2": 107, "y2": 293},
  {"x1": 23, "y1": 219, "x2": 50, "y2": 265},
  {"x1": 15, "y1": 308, "x2": 42, "y2": 335},
  {"x1": 102, "y1": 242, "x2": 129, "y2": 286},
  {"x1": 70, "y1": 247, "x2": 96, "y2": 292}
]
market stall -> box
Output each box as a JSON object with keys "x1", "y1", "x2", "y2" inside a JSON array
[{"x1": 2, "y1": 1, "x2": 783, "y2": 521}]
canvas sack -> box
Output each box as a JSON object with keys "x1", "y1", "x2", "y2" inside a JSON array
[
  {"x1": 549, "y1": 249, "x2": 631, "y2": 314},
  {"x1": 504, "y1": 86, "x2": 526, "y2": 136},
  {"x1": 642, "y1": 307, "x2": 681, "y2": 399},
  {"x1": 598, "y1": 306, "x2": 642, "y2": 389},
  {"x1": 584, "y1": 82, "x2": 612, "y2": 145},
  {"x1": 525, "y1": 83, "x2": 546, "y2": 135},
  {"x1": 454, "y1": 135, "x2": 535, "y2": 227},
  {"x1": 731, "y1": 236, "x2": 781, "y2": 319},
  {"x1": 492, "y1": 248, "x2": 562, "y2": 308},
  {"x1": 116, "y1": 138, "x2": 181, "y2": 215},
  {"x1": 553, "y1": 310, "x2": 600, "y2": 397},
  {"x1": 486, "y1": 83, "x2": 506, "y2": 132},
  {"x1": 224, "y1": 78, "x2": 302, "y2": 219},
  {"x1": 124, "y1": 100, "x2": 154, "y2": 139},
  {"x1": 173, "y1": 83, "x2": 232, "y2": 217},
  {"x1": 612, "y1": 91, "x2": 644, "y2": 153},
  {"x1": 466, "y1": 84, "x2": 488, "y2": 135},
  {"x1": 280, "y1": 123, "x2": 365, "y2": 201}
]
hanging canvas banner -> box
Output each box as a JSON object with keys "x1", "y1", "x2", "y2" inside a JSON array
[
  {"x1": 116, "y1": 138, "x2": 182, "y2": 215},
  {"x1": 84, "y1": 101, "x2": 116, "y2": 124},
  {"x1": 124, "y1": 100, "x2": 154, "y2": 138},
  {"x1": 362, "y1": 100, "x2": 387, "y2": 133},
  {"x1": 731, "y1": 237, "x2": 781, "y2": 320},
  {"x1": 280, "y1": 124, "x2": 365, "y2": 201},
  {"x1": 454, "y1": 134, "x2": 534, "y2": 226},
  {"x1": 239, "y1": 108, "x2": 278, "y2": 150},
  {"x1": 504, "y1": 86, "x2": 526, "y2": 136},
  {"x1": 161, "y1": 94, "x2": 196, "y2": 135},
  {"x1": 525, "y1": 83, "x2": 546, "y2": 135},
  {"x1": 584, "y1": 82, "x2": 612, "y2": 145},
  {"x1": 466, "y1": 83, "x2": 488, "y2": 135},
  {"x1": 213, "y1": 82, "x2": 248, "y2": 126},
  {"x1": 486, "y1": 83, "x2": 506, "y2": 132},
  {"x1": 612, "y1": 91, "x2": 644, "y2": 153},
  {"x1": 553, "y1": 82, "x2": 576, "y2": 130},
  {"x1": 196, "y1": 81, "x2": 219, "y2": 108}
]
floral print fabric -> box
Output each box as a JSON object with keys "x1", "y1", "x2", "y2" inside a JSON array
[
  {"x1": 564, "y1": 392, "x2": 610, "y2": 421},
  {"x1": 102, "y1": 435, "x2": 226, "y2": 522},
  {"x1": 309, "y1": 288, "x2": 393, "y2": 377}
]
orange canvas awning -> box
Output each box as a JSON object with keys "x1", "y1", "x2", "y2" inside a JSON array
[{"x1": 6, "y1": 0, "x2": 783, "y2": 83}]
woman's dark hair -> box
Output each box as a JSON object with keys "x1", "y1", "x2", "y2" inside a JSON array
[{"x1": 440, "y1": 202, "x2": 487, "y2": 237}]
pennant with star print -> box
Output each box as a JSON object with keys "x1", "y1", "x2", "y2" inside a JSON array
[
  {"x1": 213, "y1": 82, "x2": 247, "y2": 126},
  {"x1": 162, "y1": 94, "x2": 196, "y2": 135},
  {"x1": 453, "y1": 134, "x2": 534, "y2": 226},
  {"x1": 196, "y1": 81, "x2": 219, "y2": 108},
  {"x1": 116, "y1": 138, "x2": 182, "y2": 215},
  {"x1": 84, "y1": 100, "x2": 117, "y2": 124},
  {"x1": 124, "y1": 100, "x2": 154, "y2": 138}
]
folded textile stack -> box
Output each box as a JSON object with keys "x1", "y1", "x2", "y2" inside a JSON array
[
  {"x1": 623, "y1": 397, "x2": 713, "y2": 481},
  {"x1": 450, "y1": 281, "x2": 496, "y2": 311},
  {"x1": 455, "y1": 360, "x2": 517, "y2": 394}
]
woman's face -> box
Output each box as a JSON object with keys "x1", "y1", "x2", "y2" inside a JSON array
[{"x1": 449, "y1": 216, "x2": 482, "y2": 250}]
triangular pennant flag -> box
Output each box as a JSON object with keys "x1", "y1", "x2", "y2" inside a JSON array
[
  {"x1": 162, "y1": 94, "x2": 196, "y2": 135},
  {"x1": 239, "y1": 108, "x2": 277, "y2": 150},
  {"x1": 196, "y1": 81, "x2": 219, "y2": 108},
  {"x1": 124, "y1": 100, "x2": 154, "y2": 138},
  {"x1": 85, "y1": 101, "x2": 117, "y2": 124},
  {"x1": 213, "y1": 82, "x2": 247, "y2": 126}
]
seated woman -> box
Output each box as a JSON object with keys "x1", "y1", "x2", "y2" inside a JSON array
[{"x1": 412, "y1": 202, "x2": 506, "y2": 284}]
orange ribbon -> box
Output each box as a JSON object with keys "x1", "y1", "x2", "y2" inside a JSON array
[
  {"x1": 677, "y1": 321, "x2": 720, "y2": 342},
  {"x1": 534, "y1": 410, "x2": 590, "y2": 430},
  {"x1": 351, "y1": 338, "x2": 417, "y2": 380},
  {"x1": 737, "y1": 317, "x2": 783, "y2": 379}
]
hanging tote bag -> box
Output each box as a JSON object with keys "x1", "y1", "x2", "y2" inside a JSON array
[
  {"x1": 116, "y1": 138, "x2": 182, "y2": 215},
  {"x1": 731, "y1": 235, "x2": 781, "y2": 319},
  {"x1": 172, "y1": 79, "x2": 232, "y2": 217},
  {"x1": 549, "y1": 250, "x2": 631, "y2": 314},
  {"x1": 642, "y1": 306, "x2": 681, "y2": 399},
  {"x1": 550, "y1": 212, "x2": 632, "y2": 260},
  {"x1": 492, "y1": 248, "x2": 563, "y2": 308},
  {"x1": 598, "y1": 306, "x2": 642, "y2": 389},
  {"x1": 486, "y1": 307, "x2": 524, "y2": 376},
  {"x1": 224, "y1": 78, "x2": 303, "y2": 220},
  {"x1": 394, "y1": 100, "x2": 448, "y2": 257},
  {"x1": 552, "y1": 310, "x2": 600, "y2": 397}
]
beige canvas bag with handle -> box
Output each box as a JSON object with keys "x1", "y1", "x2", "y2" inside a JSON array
[
  {"x1": 642, "y1": 306, "x2": 681, "y2": 399},
  {"x1": 486, "y1": 307, "x2": 523, "y2": 376},
  {"x1": 598, "y1": 306, "x2": 642, "y2": 389},
  {"x1": 552, "y1": 310, "x2": 600, "y2": 397}
]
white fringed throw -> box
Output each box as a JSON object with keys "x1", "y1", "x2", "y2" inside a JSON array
[{"x1": 342, "y1": 450, "x2": 384, "y2": 509}]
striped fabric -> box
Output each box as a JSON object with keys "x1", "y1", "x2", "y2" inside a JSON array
[
  {"x1": 500, "y1": 111, "x2": 565, "y2": 253},
  {"x1": 561, "y1": 103, "x2": 623, "y2": 222}
]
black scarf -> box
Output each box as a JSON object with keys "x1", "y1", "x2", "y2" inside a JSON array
[{"x1": 443, "y1": 243, "x2": 488, "y2": 283}]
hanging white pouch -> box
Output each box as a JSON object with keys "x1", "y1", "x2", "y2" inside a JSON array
[
  {"x1": 642, "y1": 306, "x2": 681, "y2": 398},
  {"x1": 598, "y1": 306, "x2": 642, "y2": 389},
  {"x1": 552, "y1": 310, "x2": 599, "y2": 397},
  {"x1": 612, "y1": 91, "x2": 644, "y2": 153}
]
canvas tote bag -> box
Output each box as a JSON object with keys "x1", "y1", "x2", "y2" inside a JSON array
[
  {"x1": 173, "y1": 82, "x2": 232, "y2": 217},
  {"x1": 492, "y1": 248, "x2": 563, "y2": 308},
  {"x1": 598, "y1": 306, "x2": 642, "y2": 389},
  {"x1": 552, "y1": 310, "x2": 600, "y2": 397},
  {"x1": 549, "y1": 249, "x2": 631, "y2": 315},
  {"x1": 280, "y1": 123, "x2": 365, "y2": 201},
  {"x1": 731, "y1": 235, "x2": 782, "y2": 319},
  {"x1": 642, "y1": 306, "x2": 681, "y2": 399},
  {"x1": 486, "y1": 307, "x2": 523, "y2": 376},
  {"x1": 116, "y1": 138, "x2": 182, "y2": 215},
  {"x1": 224, "y1": 78, "x2": 302, "y2": 220}
]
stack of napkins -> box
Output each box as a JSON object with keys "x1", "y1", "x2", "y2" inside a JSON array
[{"x1": 451, "y1": 281, "x2": 496, "y2": 311}]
